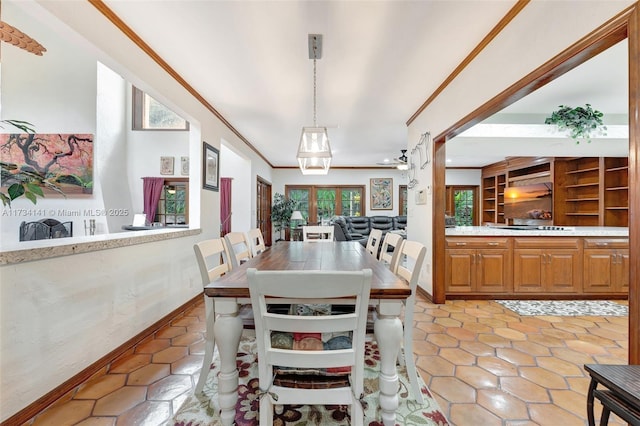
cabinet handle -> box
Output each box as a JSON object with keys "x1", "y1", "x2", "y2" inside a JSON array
[{"x1": 456, "y1": 242, "x2": 467, "y2": 246}]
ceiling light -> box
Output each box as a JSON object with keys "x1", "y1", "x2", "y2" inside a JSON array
[
  {"x1": 297, "y1": 34, "x2": 331, "y2": 175},
  {"x1": 397, "y1": 163, "x2": 409, "y2": 171}
]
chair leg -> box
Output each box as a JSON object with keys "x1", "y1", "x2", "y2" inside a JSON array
[
  {"x1": 260, "y1": 396, "x2": 274, "y2": 425},
  {"x1": 195, "y1": 298, "x2": 216, "y2": 393},
  {"x1": 599, "y1": 407, "x2": 611, "y2": 426},
  {"x1": 352, "y1": 398, "x2": 364, "y2": 426},
  {"x1": 403, "y1": 303, "x2": 424, "y2": 403}
]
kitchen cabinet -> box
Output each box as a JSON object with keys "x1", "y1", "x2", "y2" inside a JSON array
[
  {"x1": 583, "y1": 238, "x2": 629, "y2": 293},
  {"x1": 445, "y1": 238, "x2": 512, "y2": 293},
  {"x1": 513, "y1": 238, "x2": 582, "y2": 293}
]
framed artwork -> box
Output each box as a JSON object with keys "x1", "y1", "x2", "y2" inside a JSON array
[
  {"x1": 180, "y1": 156, "x2": 189, "y2": 176},
  {"x1": 160, "y1": 156, "x2": 174, "y2": 175},
  {"x1": 203, "y1": 142, "x2": 219, "y2": 191},
  {"x1": 370, "y1": 178, "x2": 393, "y2": 210},
  {"x1": 0, "y1": 133, "x2": 94, "y2": 195}
]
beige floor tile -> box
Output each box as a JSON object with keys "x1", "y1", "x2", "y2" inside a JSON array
[
  {"x1": 32, "y1": 400, "x2": 95, "y2": 426},
  {"x1": 93, "y1": 387, "x2": 147, "y2": 416},
  {"x1": 519, "y1": 366, "x2": 569, "y2": 389},
  {"x1": 429, "y1": 377, "x2": 476, "y2": 403},
  {"x1": 477, "y1": 389, "x2": 529, "y2": 419},
  {"x1": 500, "y1": 377, "x2": 550, "y2": 403},
  {"x1": 74, "y1": 375, "x2": 127, "y2": 400},
  {"x1": 449, "y1": 403, "x2": 503, "y2": 426}
]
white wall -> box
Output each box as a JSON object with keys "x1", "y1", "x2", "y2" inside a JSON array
[
  {"x1": 0, "y1": 1, "x2": 270, "y2": 421},
  {"x1": 408, "y1": 1, "x2": 635, "y2": 296},
  {"x1": 446, "y1": 168, "x2": 481, "y2": 186},
  {"x1": 220, "y1": 142, "x2": 252, "y2": 232}
]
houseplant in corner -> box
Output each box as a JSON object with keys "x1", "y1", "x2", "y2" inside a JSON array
[
  {"x1": 270, "y1": 192, "x2": 295, "y2": 242},
  {"x1": 544, "y1": 104, "x2": 606, "y2": 144}
]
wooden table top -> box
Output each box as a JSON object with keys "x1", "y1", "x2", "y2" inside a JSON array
[
  {"x1": 204, "y1": 241, "x2": 410, "y2": 299},
  {"x1": 584, "y1": 364, "x2": 640, "y2": 406}
]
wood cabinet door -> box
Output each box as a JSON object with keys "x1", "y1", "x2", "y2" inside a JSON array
[
  {"x1": 445, "y1": 249, "x2": 475, "y2": 293},
  {"x1": 583, "y1": 249, "x2": 615, "y2": 292},
  {"x1": 476, "y1": 249, "x2": 512, "y2": 293},
  {"x1": 545, "y1": 250, "x2": 581, "y2": 293},
  {"x1": 614, "y1": 249, "x2": 629, "y2": 292},
  {"x1": 513, "y1": 249, "x2": 544, "y2": 292}
]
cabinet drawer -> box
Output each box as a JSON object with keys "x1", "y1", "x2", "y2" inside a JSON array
[
  {"x1": 446, "y1": 238, "x2": 510, "y2": 249},
  {"x1": 513, "y1": 238, "x2": 581, "y2": 249},
  {"x1": 583, "y1": 238, "x2": 628, "y2": 249}
]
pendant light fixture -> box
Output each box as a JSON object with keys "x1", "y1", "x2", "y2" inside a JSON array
[{"x1": 297, "y1": 34, "x2": 332, "y2": 175}]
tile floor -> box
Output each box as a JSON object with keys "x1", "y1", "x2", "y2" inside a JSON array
[{"x1": 24, "y1": 297, "x2": 629, "y2": 426}]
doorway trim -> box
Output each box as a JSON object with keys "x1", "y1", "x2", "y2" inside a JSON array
[{"x1": 432, "y1": 4, "x2": 638, "y2": 362}]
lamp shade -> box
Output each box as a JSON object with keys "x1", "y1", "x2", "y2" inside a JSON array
[
  {"x1": 290, "y1": 211, "x2": 304, "y2": 221},
  {"x1": 297, "y1": 126, "x2": 332, "y2": 175}
]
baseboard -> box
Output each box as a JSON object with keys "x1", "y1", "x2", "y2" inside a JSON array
[
  {"x1": 416, "y1": 285, "x2": 434, "y2": 303},
  {"x1": 1, "y1": 293, "x2": 203, "y2": 426}
]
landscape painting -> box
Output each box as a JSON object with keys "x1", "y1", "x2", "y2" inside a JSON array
[
  {"x1": 0, "y1": 133, "x2": 94, "y2": 195},
  {"x1": 504, "y1": 183, "x2": 552, "y2": 221}
]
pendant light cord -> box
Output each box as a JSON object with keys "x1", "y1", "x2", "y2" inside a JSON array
[{"x1": 313, "y1": 57, "x2": 317, "y2": 127}]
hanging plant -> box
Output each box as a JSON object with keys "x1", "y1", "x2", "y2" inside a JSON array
[{"x1": 544, "y1": 104, "x2": 606, "y2": 144}]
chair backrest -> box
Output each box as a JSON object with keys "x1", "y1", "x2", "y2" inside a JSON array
[
  {"x1": 302, "y1": 225, "x2": 334, "y2": 241},
  {"x1": 248, "y1": 268, "x2": 371, "y2": 408},
  {"x1": 247, "y1": 228, "x2": 267, "y2": 256},
  {"x1": 365, "y1": 228, "x2": 383, "y2": 256},
  {"x1": 224, "y1": 231, "x2": 253, "y2": 268},
  {"x1": 379, "y1": 232, "x2": 404, "y2": 270},
  {"x1": 193, "y1": 238, "x2": 233, "y2": 286},
  {"x1": 395, "y1": 239, "x2": 427, "y2": 296}
]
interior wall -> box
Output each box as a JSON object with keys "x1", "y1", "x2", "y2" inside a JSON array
[
  {"x1": 407, "y1": 1, "x2": 635, "y2": 297},
  {"x1": 446, "y1": 169, "x2": 481, "y2": 186},
  {"x1": 220, "y1": 142, "x2": 252, "y2": 232},
  {"x1": 0, "y1": 1, "x2": 270, "y2": 421}
]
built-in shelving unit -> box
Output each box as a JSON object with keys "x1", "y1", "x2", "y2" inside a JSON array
[{"x1": 480, "y1": 157, "x2": 629, "y2": 228}]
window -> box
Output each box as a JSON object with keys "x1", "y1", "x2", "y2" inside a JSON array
[
  {"x1": 445, "y1": 186, "x2": 478, "y2": 226},
  {"x1": 399, "y1": 185, "x2": 407, "y2": 215},
  {"x1": 156, "y1": 179, "x2": 189, "y2": 225},
  {"x1": 285, "y1": 185, "x2": 365, "y2": 224},
  {"x1": 132, "y1": 86, "x2": 189, "y2": 130}
]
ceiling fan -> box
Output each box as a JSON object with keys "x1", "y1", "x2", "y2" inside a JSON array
[{"x1": 377, "y1": 149, "x2": 408, "y2": 170}]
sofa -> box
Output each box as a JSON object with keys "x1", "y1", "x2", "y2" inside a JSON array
[{"x1": 332, "y1": 215, "x2": 406, "y2": 246}]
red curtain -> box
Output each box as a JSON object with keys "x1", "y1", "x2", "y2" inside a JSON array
[
  {"x1": 220, "y1": 177, "x2": 232, "y2": 236},
  {"x1": 142, "y1": 177, "x2": 165, "y2": 224}
]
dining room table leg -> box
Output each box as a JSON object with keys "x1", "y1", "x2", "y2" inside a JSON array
[
  {"x1": 374, "y1": 299, "x2": 404, "y2": 426},
  {"x1": 213, "y1": 298, "x2": 243, "y2": 426}
]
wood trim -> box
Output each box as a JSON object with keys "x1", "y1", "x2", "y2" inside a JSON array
[
  {"x1": 434, "y1": 5, "x2": 633, "y2": 143},
  {"x1": 406, "y1": 0, "x2": 531, "y2": 126},
  {"x1": 628, "y1": 3, "x2": 639, "y2": 365},
  {"x1": 0, "y1": 294, "x2": 203, "y2": 426},
  {"x1": 429, "y1": 3, "x2": 638, "y2": 360},
  {"x1": 432, "y1": 137, "x2": 446, "y2": 304},
  {"x1": 88, "y1": 0, "x2": 273, "y2": 168}
]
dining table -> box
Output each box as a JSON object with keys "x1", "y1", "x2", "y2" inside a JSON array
[{"x1": 204, "y1": 240, "x2": 411, "y2": 426}]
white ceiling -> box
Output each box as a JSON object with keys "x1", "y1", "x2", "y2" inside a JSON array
[{"x1": 103, "y1": 1, "x2": 629, "y2": 170}]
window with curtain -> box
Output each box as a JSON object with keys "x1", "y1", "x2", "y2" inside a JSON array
[
  {"x1": 156, "y1": 178, "x2": 189, "y2": 225},
  {"x1": 285, "y1": 185, "x2": 365, "y2": 224}
]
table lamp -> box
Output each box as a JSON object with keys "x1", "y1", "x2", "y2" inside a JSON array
[{"x1": 290, "y1": 210, "x2": 304, "y2": 228}]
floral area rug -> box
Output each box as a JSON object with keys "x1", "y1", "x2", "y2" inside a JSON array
[
  {"x1": 171, "y1": 338, "x2": 449, "y2": 426},
  {"x1": 496, "y1": 300, "x2": 628, "y2": 316}
]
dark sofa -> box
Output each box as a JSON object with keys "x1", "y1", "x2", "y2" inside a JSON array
[{"x1": 332, "y1": 215, "x2": 406, "y2": 246}]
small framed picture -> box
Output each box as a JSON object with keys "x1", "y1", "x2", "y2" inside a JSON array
[
  {"x1": 203, "y1": 142, "x2": 219, "y2": 191},
  {"x1": 370, "y1": 177, "x2": 393, "y2": 210},
  {"x1": 181, "y1": 156, "x2": 189, "y2": 176},
  {"x1": 160, "y1": 156, "x2": 174, "y2": 175}
]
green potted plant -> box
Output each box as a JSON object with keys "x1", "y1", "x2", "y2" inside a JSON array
[
  {"x1": 271, "y1": 192, "x2": 295, "y2": 242},
  {"x1": 544, "y1": 104, "x2": 606, "y2": 144}
]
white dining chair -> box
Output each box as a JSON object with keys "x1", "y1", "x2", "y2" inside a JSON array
[
  {"x1": 365, "y1": 229, "x2": 383, "y2": 256},
  {"x1": 224, "y1": 231, "x2": 253, "y2": 268},
  {"x1": 247, "y1": 227, "x2": 267, "y2": 256},
  {"x1": 192, "y1": 238, "x2": 233, "y2": 393},
  {"x1": 379, "y1": 232, "x2": 404, "y2": 270},
  {"x1": 391, "y1": 239, "x2": 427, "y2": 403},
  {"x1": 248, "y1": 268, "x2": 371, "y2": 426},
  {"x1": 302, "y1": 225, "x2": 334, "y2": 241}
]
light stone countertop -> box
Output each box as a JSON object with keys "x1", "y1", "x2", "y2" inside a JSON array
[
  {"x1": 445, "y1": 226, "x2": 629, "y2": 238},
  {"x1": 0, "y1": 227, "x2": 201, "y2": 265}
]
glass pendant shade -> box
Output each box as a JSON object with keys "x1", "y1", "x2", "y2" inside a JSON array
[{"x1": 297, "y1": 126, "x2": 332, "y2": 175}]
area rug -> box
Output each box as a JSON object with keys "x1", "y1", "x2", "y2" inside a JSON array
[
  {"x1": 496, "y1": 300, "x2": 628, "y2": 316},
  {"x1": 171, "y1": 338, "x2": 449, "y2": 426}
]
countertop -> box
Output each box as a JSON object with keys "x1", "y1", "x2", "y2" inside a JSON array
[
  {"x1": 0, "y1": 227, "x2": 201, "y2": 265},
  {"x1": 445, "y1": 226, "x2": 628, "y2": 237}
]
